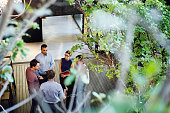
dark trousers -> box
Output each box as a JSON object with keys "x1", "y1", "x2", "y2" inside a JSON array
[
  {"x1": 30, "y1": 98, "x2": 38, "y2": 113},
  {"x1": 66, "y1": 95, "x2": 76, "y2": 110},
  {"x1": 39, "y1": 73, "x2": 48, "y2": 85},
  {"x1": 48, "y1": 103, "x2": 60, "y2": 113},
  {"x1": 66, "y1": 82, "x2": 76, "y2": 110},
  {"x1": 59, "y1": 75, "x2": 66, "y2": 90}
]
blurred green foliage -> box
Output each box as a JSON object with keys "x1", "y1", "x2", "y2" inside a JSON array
[
  {"x1": 0, "y1": 65, "x2": 13, "y2": 82},
  {"x1": 68, "y1": 0, "x2": 169, "y2": 112}
]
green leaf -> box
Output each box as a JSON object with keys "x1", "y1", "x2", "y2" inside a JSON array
[
  {"x1": 17, "y1": 40, "x2": 24, "y2": 47},
  {"x1": 70, "y1": 68, "x2": 77, "y2": 75},
  {"x1": 99, "y1": 93, "x2": 106, "y2": 98},
  {"x1": 24, "y1": 47, "x2": 30, "y2": 51},
  {"x1": 32, "y1": 22, "x2": 40, "y2": 29},
  {"x1": 12, "y1": 52, "x2": 17, "y2": 60},
  {"x1": 92, "y1": 92, "x2": 106, "y2": 102},
  {"x1": 66, "y1": 0, "x2": 74, "y2": 3},
  {"x1": 145, "y1": 60, "x2": 161, "y2": 77},
  {"x1": 0, "y1": 74, "x2": 5, "y2": 79},
  {"x1": 64, "y1": 75, "x2": 75, "y2": 86},
  {"x1": 92, "y1": 92, "x2": 101, "y2": 99},
  {"x1": 2, "y1": 66, "x2": 12, "y2": 73},
  {"x1": 4, "y1": 73, "x2": 14, "y2": 82},
  {"x1": 23, "y1": 33, "x2": 31, "y2": 37}
]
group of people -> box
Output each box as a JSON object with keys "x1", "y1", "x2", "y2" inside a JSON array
[{"x1": 26, "y1": 44, "x2": 89, "y2": 113}]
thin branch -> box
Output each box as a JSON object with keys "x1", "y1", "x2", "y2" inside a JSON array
[
  {"x1": 1, "y1": 93, "x2": 37, "y2": 113},
  {"x1": 72, "y1": 91, "x2": 91, "y2": 113},
  {"x1": 0, "y1": 0, "x2": 56, "y2": 65},
  {"x1": 54, "y1": 103, "x2": 65, "y2": 113},
  {"x1": 98, "y1": 102, "x2": 111, "y2": 113},
  {"x1": 0, "y1": 105, "x2": 7, "y2": 113},
  {"x1": 75, "y1": 0, "x2": 88, "y2": 23},
  {"x1": 116, "y1": 13, "x2": 137, "y2": 92},
  {"x1": 37, "y1": 105, "x2": 43, "y2": 113},
  {"x1": 60, "y1": 100, "x2": 67, "y2": 112},
  {"x1": 0, "y1": 0, "x2": 14, "y2": 41},
  {"x1": 68, "y1": 66, "x2": 81, "y2": 111},
  {"x1": 0, "y1": 59, "x2": 10, "y2": 71},
  {"x1": 0, "y1": 81, "x2": 9, "y2": 98}
]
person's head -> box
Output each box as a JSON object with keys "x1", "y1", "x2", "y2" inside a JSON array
[
  {"x1": 65, "y1": 50, "x2": 71, "y2": 61},
  {"x1": 47, "y1": 70, "x2": 55, "y2": 80},
  {"x1": 30, "y1": 59, "x2": 39, "y2": 70},
  {"x1": 41, "y1": 44, "x2": 47, "y2": 55},
  {"x1": 76, "y1": 55, "x2": 83, "y2": 64}
]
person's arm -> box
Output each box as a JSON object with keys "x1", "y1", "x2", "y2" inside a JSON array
[
  {"x1": 26, "y1": 70, "x2": 35, "y2": 91},
  {"x1": 39, "y1": 85, "x2": 45, "y2": 98},
  {"x1": 59, "y1": 59, "x2": 62, "y2": 73},
  {"x1": 35, "y1": 54, "x2": 43, "y2": 74},
  {"x1": 36, "y1": 70, "x2": 43, "y2": 79},
  {"x1": 36, "y1": 70, "x2": 40, "y2": 76},
  {"x1": 80, "y1": 64, "x2": 90, "y2": 84},
  {"x1": 59, "y1": 59, "x2": 65, "y2": 77},
  {"x1": 59, "y1": 85, "x2": 66, "y2": 100},
  {"x1": 49, "y1": 55, "x2": 55, "y2": 70},
  {"x1": 71, "y1": 62, "x2": 74, "y2": 69}
]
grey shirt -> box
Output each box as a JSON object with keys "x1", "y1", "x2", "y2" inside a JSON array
[{"x1": 40, "y1": 81, "x2": 64, "y2": 103}]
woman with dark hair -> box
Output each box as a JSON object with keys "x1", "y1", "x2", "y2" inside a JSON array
[{"x1": 59, "y1": 50, "x2": 74, "y2": 108}]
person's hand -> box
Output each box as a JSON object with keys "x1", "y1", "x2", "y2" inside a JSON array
[
  {"x1": 65, "y1": 74, "x2": 70, "y2": 77},
  {"x1": 64, "y1": 95, "x2": 66, "y2": 99},
  {"x1": 65, "y1": 87, "x2": 68, "y2": 91},
  {"x1": 38, "y1": 76, "x2": 43, "y2": 80},
  {"x1": 60, "y1": 74, "x2": 65, "y2": 78}
]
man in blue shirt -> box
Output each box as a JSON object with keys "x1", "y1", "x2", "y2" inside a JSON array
[
  {"x1": 35, "y1": 44, "x2": 55, "y2": 84},
  {"x1": 40, "y1": 70, "x2": 65, "y2": 113}
]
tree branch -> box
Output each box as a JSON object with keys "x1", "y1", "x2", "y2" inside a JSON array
[{"x1": 0, "y1": 0, "x2": 14, "y2": 41}]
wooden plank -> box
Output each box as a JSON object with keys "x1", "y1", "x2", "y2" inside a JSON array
[
  {"x1": 13, "y1": 64, "x2": 17, "y2": 113},
  {"x1": 19, "y1": 65, "x2": 22, "y2": 112},
  {"x1": 25, "y1": 64, "x2": 31, "y2": 113},
  {"x1": 13, "y1": 64, "x2": 26, "y2": 113},
  {"x1": 18, "y1": 65, "x2": 21, "y2": 113},
  {"x1": 26, "y1": 64, "x2": 31, "y2": 113},
  {"x1": 22, "y1": 65, "x2": 26, "y2": 113}
]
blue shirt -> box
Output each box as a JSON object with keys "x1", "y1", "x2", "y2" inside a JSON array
[
  {"x1": 35, "y1": 53, "x2": 55, "y2": 74},
  {"x1": 61, "y1": 58, "x2": 72, "y2": 72},
  {"x1": 40, "y1": 81, "x2": 64, "y2": 103}
]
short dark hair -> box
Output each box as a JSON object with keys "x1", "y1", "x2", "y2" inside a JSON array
[
  {"x1": 76, "y1": 55, "x2": 83, "y2": 61},
  {"x1": 30, "y1": 59, "x2": 39, "y2": 68},
  {"x1": 47, "y1": 70, "x2": 55, "y2": 79},
  {"x1": 65, "y1": 50, "x2": 71, "y2": 55},
  {"x1": 41, "y1": 44, "x2": 47, "y2": 50}
]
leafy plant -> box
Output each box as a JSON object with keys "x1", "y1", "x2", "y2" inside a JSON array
[{"x1": 68, "y1": 0, "x2": 169, "y2": 112}]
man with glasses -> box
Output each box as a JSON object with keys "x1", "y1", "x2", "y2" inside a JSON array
[{"x1": 35, "y1": 44, "x2": 55, "y2": 84}]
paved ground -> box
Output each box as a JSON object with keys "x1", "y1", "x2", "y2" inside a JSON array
[{"x1": 13, "y1": 15, "x2": 92, "y2": 63}]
